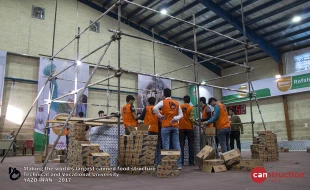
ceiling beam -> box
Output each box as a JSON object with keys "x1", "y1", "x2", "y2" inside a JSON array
[
  {"x1": 196, "y1": 0, "x2": 281, "y2": 63},
  {"x1": 78, "y1": 0, "x2": 222, "y2": 75},
  {"x1": 137, "y1": 0, "x2": 179, "y2": 25},
  {"x1": 183, "y1": 0, "x2": 282, "y2": 46},
  {"x1": 202, "y1": 10, "x2": 310, "y2": 55},
  {"x1": 192, "y1": 0, "x2": 308, "y2": 52},
  {"x1": 148, "y1": 1, "x2": 200, "y2": 30},
  {"x1": 158, "y1": 0, "x2": 231, "y2": 36},
  {"x1": 126, "y1": 0, "x2": 154, "y2": 20},
  {"x1": 170, "y1": 0, "x2": 258, "y2": 42}
]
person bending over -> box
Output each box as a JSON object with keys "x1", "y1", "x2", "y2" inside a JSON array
[{"x1": 203, "y1": 97, "x2": 231, "y2": 153}]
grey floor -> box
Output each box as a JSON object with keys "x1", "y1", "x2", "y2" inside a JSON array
[{"x1": 0, "y1": 151, "x2": 309, "y2": 190}]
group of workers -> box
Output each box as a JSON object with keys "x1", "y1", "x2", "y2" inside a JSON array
[{"x1": 122, "y1": 88, "x2": 243, "y2": 170}]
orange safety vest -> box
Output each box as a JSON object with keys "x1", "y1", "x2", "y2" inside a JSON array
[
  {"x1": 144, "y1": 105, "x2": 158, "y2": 133},
  {"x1": 202, "y1": 105, "x2": 214, "y2": 128},
  {"x1": 179, "y1": 104, "x2": 193, "y2": 130},
  {"x1": 161, "y1": 99, "x2": 179, "y2": 128},
  {"x1": 216, "y1": 103, "x2": 230, "y2": 130},
  {"x1": 65, "y1": 129, "x2": 69, "y2": 136},
  {"x1": 121, "y1": 103, "x2": 138, "y2": 128}
]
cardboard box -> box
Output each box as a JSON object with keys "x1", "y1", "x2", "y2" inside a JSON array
[
  {"x1": 196, "y1": 146, "x2": 216, "y2": 164},
  {"x1": 34, "y1": 155, "x2": 46, "y2": 162},
  {"x1": 204, "y1": 127, "x2": 216, "y2": 136},
  {"x1": 142, "y1": 140, "x2": 158, "y2": 146},
  {"x1": 201, "y1": 165, "x2": 227, "y2": 173},
  {"x1": 230, "y1": 164, "x2": 241, "y2": 171},
  {"x1": 221, "y1": 149, "x2": 240, "y2": 161},
  {"x1": 203, "y1": 159, "x2": 224, "y2": 166},
  {"x1": 162, "y1": 160, "x2": 177, "y2": 166},
  {"x1": 225, "y1": 156, "x2": 241, "y2": 166},
  {"x1": 134, "y1": 144, "x2": 156, "y2": 151},
  {"x1": 240, "y1": 166, "x2": 253, "y2": 172},
  {"x1": 143, "y1": 135, "x2": 158, "y2": 141},
  {"x1": 161, "y1": 150, "x2": 180, "y2": 160},
  {"x1": 139, "y1": 154, "x2": 155, "y2": 160},
  {"x1": 240, "y1": 159, "x2": 264, "y2": 168}
]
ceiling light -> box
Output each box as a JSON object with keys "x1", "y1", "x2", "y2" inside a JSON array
[
  {"x1": 201, "y1": 81, "x2": 206, "y2": 85},
  {"x1": 76, "y1": 60, "x2": 82, "y2": 65},
  {"x1": 275, "y1": 75, "x2": 281, "y2": 79},
  {"x1": 160, "y1": 9, "x2": 167, "y2": 15},
  {"x1": 292, "y1": 16, "x2": 301, "y2": 23}
]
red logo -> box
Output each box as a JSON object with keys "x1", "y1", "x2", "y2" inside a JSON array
[{"x1": 251, "y1": 167, "x2": 267, "y2": 183}]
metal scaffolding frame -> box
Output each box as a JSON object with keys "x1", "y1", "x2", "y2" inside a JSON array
[{"x1": 1, "y1": 0, "x2": 267, "y2": 179}]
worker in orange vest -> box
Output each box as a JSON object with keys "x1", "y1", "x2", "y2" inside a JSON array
[
  {"x1": 203, "y1": 97, "x2": 231, "y2": 153},
  {"x1": 139, "y1": 97, "x2": 159, "y2": 135},
  {"x1": 179, "y1": 95, "x2": 197, "y2": 166},
  {"x1": 122, "y1": 95, "x2": 139, "y2": 135},
  {"x1": 153, "y1": 88, "x2": 183, "y2": 170}
]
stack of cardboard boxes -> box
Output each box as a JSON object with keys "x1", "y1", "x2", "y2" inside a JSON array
[
  {"x1": 157, "y1": 150, "x2": 180, "y2": 178},
  {"x1": 120, "y1": 131, "x2": 158, "y2": 175},
  {"x1": 198, "y1": 145, "x2": 227, "y2": 173},
  {"x1": 251, "y1": 130, "x2": 279, "y2": 162},
  {"x1": 257, "y1": 130, "x2": 279, "y2": 162},
  {"x1": 87, "y1": 153, "x2": 113, "y2": 177},
  {"x1": 67, "y1": 123, "x2": 103, "y2": 175}
]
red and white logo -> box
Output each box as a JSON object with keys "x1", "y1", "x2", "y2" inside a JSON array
[{"x1": 251, "y1": 167, "x2": 267, "y2": 183}]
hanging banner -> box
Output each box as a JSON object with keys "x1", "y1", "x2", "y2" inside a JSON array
[
  {"x1": 0, "y1": 51, "x2": 6, "y2": 115},
  {"x1": 34, "y1": 58, "x2": 89, "y2": 151},
  {"x1": 188, "y1": 85, "x2": 213, "y2": 119},
  {"x1": 222, "y1": 70, "x2": 310, "y2": 104},
  {"x1": 137, "y1": 75, "x2": 171, "y2": 111}
]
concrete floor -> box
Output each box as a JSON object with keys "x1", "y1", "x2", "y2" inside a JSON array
[{"x1": 0, "y1": 151, "x2": 309, "y2": 190}]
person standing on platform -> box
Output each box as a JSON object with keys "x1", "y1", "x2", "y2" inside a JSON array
[
  {"x1": 229, "y1": 108, "x2": 243, "y2": 152},
  {"x1": 153, "y1": 88, "x2": 183, "y2": 170},
  {"x1": 203, "y1": 97, "x2": 231, "y2": 153},
  {"x1": 138, "y1": 97, "x2": 159, "y2": 135},
  {"x1": 179, "y1": 95, "x2": 197, "y2": 166},
  {"x1": 122, "y1": 95, "x2": 139, "y2": 135}
]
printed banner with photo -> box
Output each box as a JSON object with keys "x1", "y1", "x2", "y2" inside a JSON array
[
  {"x1": 0, "y1": 51, "x2": 6, "y2": 115},
  {"x1": 137, "y1": 75, "x2": 171, "y2": 112},
  {"x1": 222, "y1": 70, "x2": 310, "y2": 104},
  {"x1": 188, "y1": 85, "x2": 214, "y2": 119},
  {"x1": 34, "y1": 57, "x2": 89, "y2": 151}
]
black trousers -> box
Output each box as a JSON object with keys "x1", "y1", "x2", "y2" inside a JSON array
[
  {"x1": 230, "y1": 131, "x2": 241, "y2": 151},
  {"x1": 179, "y1": 129, "x2": 195, "y2": 165}
]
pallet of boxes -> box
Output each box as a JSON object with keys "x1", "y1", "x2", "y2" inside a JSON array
[
  {"x1": 67, "y1": 123, "x2": 112, "y2": 177},
  {"x1": 198, "y1": 145, "x2": 228, "y2": 173},
  {"x1": 119, "y1": 130, "x2": 158, "y2": 175}
]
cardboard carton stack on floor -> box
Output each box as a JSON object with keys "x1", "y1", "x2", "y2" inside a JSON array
[
  {"x1": 250, "y1": 131, "x2": 279, "y2": 162},
  {"x1": 121, "y1": 131, "x2": 157, "y2": 175},
  {"x1": 197, "y1": 146, "x2": 226, "y2": 173},
  {"x1": 132, "y1": 133, "x2": 157, "y2": 175},
  {"x1": 51, "y1": 149, "x2": 66, "y2": 163},
  {"x1": 157, "y1": 150, "x2": 180, "y2": 177},
  {"x1": 257, "y1": 130, "x2": 279, "y2": 162},
  {"x1": 67, "y1": 123, "x2": 100, "y2": 174},
  {"x1": 221, "y1": 149, "x2": 241, "y2": 171},
  {"x1": 87, "y1": 153, "x2": 113, "y2": 177}
]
